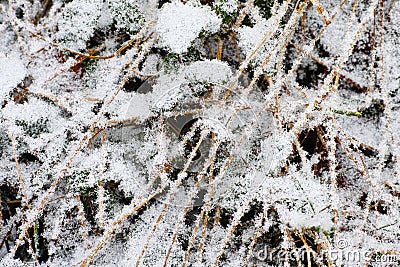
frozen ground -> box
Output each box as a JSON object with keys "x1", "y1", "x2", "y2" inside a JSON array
[{"x1": 0, "y1": 0, "x2": 399, "y2": 266}]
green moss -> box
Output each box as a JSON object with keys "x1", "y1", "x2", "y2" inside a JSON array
[
  {"x1": 84, "y1": 58, "x2": 98, "y2": 73},
  {"x1": 303, "y1": 225, "x2": 335, "y2": 239},
  {"x1": 215, "y1": 0, "x2": 237, "y2": 24},
  {"x1": 65, "y1": 170, "x2": 94, "y2": 195},
  {"x1": 15, "y1": 118, "x2": 50, "y2": 138},
  {"x1": 162, "y1": 52, "x2": 180, "y2": 72},
  {"x1": 216, "y1": 7, "x2": 236, "y2": 24},
  {"x1": 109, "y1": 0, "x2": 144, "y2": 34},
  {"x1": 182, "y1": 46, "x2": 202, "y2": 62},
  {"x1": 254, "y1": 0, "x2": 278, "y2": 19}
]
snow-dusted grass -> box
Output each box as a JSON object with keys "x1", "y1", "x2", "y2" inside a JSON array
[{"x1": 0, "y1": 0, "x2": 399, "y2": 266}]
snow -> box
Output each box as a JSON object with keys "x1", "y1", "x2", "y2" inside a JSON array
[
  {"x1": 216, "y1": 0, "x2": 239, "y2": 14},
  {"x1": 56, "y1": 0, "x2": 108, "y2": 50},
  {"x1": 156, "y1": 1, "x2": 221, "y2": 53},
  {"x1": 0, "y1": 52, "x2": 26, "y2": 102}
]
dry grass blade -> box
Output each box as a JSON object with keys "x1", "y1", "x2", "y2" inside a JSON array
[
  {"x1": 10, "y1": 29, "x2": 157, "y2": 256},
  {"x1": 9, "y1": 135, "x2": 30, "y2": 209}
]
